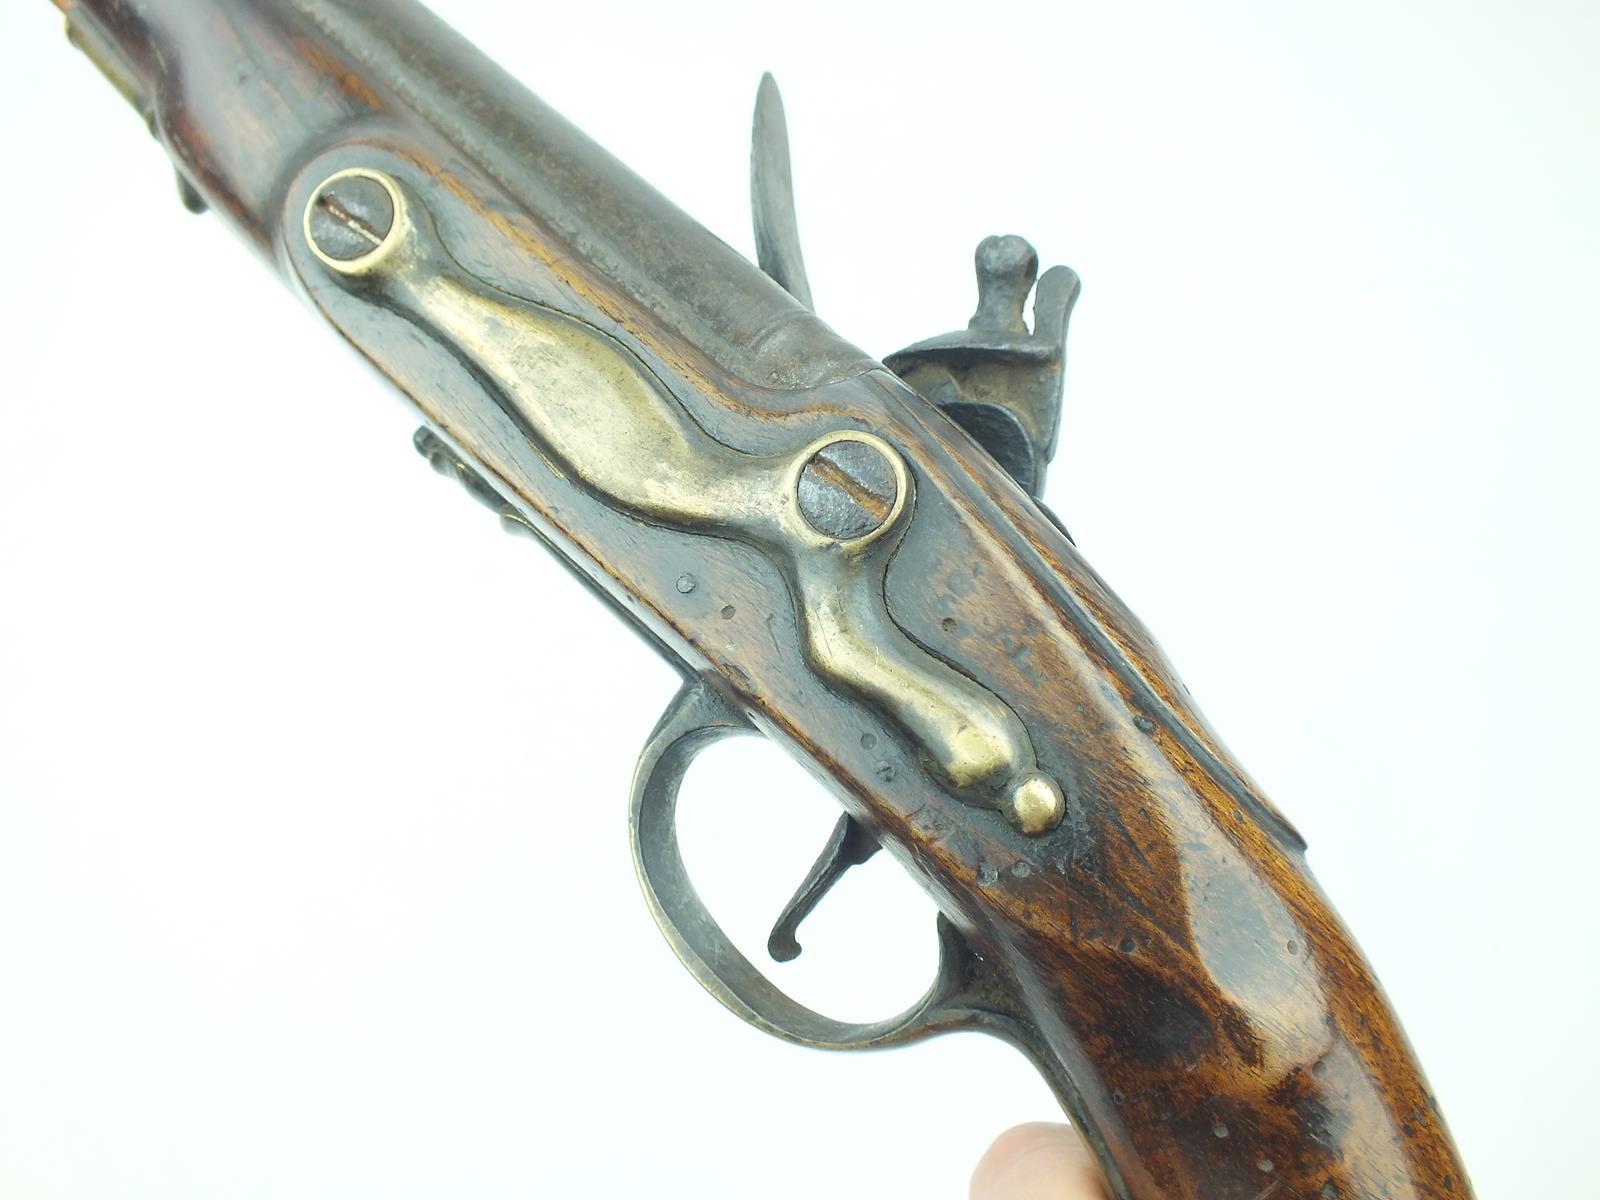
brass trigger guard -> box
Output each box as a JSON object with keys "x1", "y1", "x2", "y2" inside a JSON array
[{"x1": 629, "y1": 678, "x2": 1001, "y2": 1051}]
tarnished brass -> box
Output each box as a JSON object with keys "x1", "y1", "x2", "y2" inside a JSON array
[{"x1": 303, "y1": 167, "x2": 1064, "y2": 836}]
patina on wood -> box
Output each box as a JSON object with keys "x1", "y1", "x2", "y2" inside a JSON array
[{"x1": 49, "y1": 2, "x2": 1475, "y2": 1197}]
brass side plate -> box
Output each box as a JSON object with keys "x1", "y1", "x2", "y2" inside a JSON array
[{"x1": 303, "y1": 167, "x2": 1063, "y2": 835}]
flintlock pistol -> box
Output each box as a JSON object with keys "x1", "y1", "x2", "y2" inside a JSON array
[{"x1": 44, "y1": 2, "x2": 1474, "y2": 1196}]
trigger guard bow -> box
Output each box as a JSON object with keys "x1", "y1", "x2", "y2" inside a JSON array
[{"x1": 628, "y1": 678, "x2": 1009, "y2": 1051}]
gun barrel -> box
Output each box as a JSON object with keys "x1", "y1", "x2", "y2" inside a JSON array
[{"x1": 61, "y1": 0, "x2": 872, "y2": 392}]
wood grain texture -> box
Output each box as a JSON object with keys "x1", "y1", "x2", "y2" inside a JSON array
[{"x1": 55, "y1": 2, "x2": 1474, "y2": 1197}]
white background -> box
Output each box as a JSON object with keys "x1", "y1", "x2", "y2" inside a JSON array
[{"x1": 2, "y1": 1, "x2": 1596, "y2": 1196}]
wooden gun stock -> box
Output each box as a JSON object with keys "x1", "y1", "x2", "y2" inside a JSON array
[{"x1": 49, "y1": 2, "x2": 1474, "y2": 1196}]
